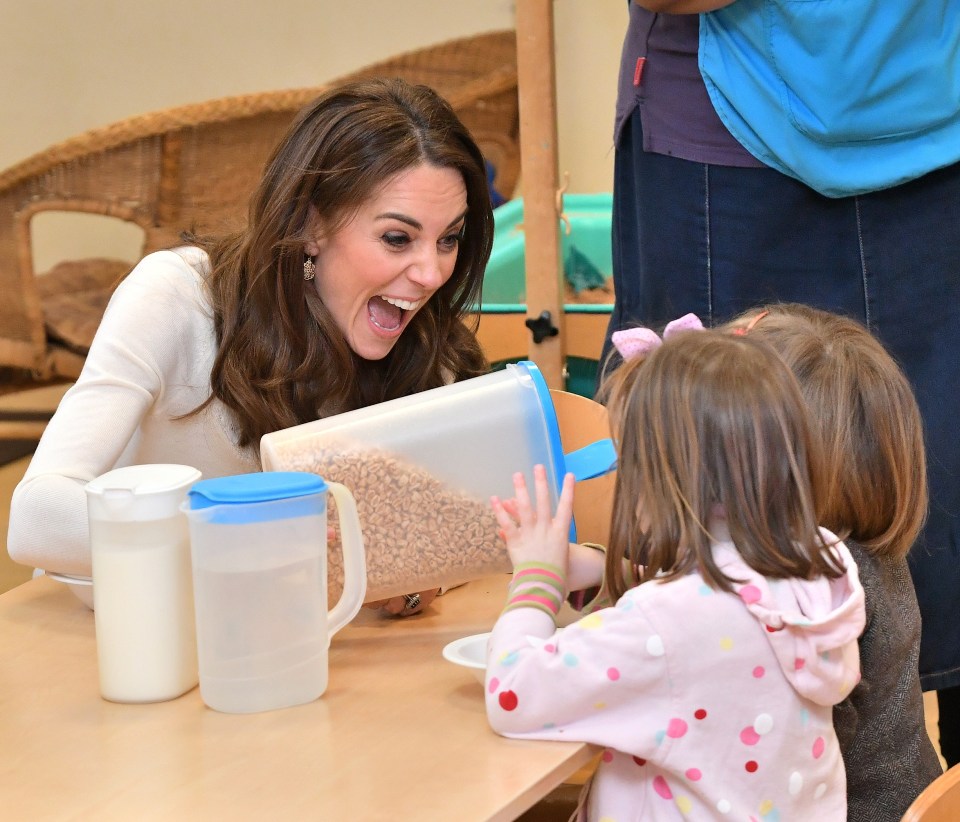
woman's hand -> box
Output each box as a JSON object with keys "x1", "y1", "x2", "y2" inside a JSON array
[
  {"x1": 491, "y1": 465, "x2": 575, "y2": 573},
  {"x1": 365, "y1": 588, "x2": 439, "y2": 617},
  {"x1": 334, "y1": 527, "x2": 438, "y2": 617}
]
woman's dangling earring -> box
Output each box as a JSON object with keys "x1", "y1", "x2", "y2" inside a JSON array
[{"x1": 303, "y1": 255, "x2": 316, "y2": 281}]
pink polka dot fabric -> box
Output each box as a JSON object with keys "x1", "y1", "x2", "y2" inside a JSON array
[{"x1": 484, "y1": 534, "x2": 864, "y2": 820}]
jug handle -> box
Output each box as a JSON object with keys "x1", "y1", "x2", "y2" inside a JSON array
[{"x1": 326, "y1": 482, "x2": 368, "y2": 641}]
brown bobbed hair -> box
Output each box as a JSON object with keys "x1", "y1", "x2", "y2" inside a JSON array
[
  {"x1": 725, "y1": 303, "x2": 927, "y2": 560},
  {"x1": 194, "y1": 78, "x2": 492, "y2": 448},
  {"x1": 601, "y1": 330, "x2": 843, "y2": 601}
]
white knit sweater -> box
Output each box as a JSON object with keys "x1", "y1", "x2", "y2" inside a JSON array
[{"x1": 8, "y1": 248, "x2": 259, "y2": 577}]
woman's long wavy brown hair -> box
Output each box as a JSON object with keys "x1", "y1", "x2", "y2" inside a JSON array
[
  {"x1": 192, "y1": 78, "x2": 492, "y2": 448},
  {"x1": 600, "y1": 330, "x2": 842, "y2": 601},
  {"x1": 725, "y1": 303, "x2": 927, "y2": 560}
]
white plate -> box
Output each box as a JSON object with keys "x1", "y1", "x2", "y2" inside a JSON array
[
  {"x1": 45, "y1": 571, "x2": 95, "y2": 609},
  {"x1": 442, "y1": 632, "x2": 490, "y2": 684}
]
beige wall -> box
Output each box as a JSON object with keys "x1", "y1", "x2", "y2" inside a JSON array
[{"x1": 1, "y1": 1, "x2": 625, "y2": 271}]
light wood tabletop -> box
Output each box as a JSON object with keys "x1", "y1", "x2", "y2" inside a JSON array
[{"x1": 1, "y1": 574, "x2": 597, "y2": 821}]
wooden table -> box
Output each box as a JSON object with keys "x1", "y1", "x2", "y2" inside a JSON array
[{"x1": 0, "y1": 575, "x2": 597, "y2": 820}]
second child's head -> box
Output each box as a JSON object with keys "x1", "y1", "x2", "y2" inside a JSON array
[
  {"x1": 726, "y1": 304, "x2": 927, "y2": 560},
  {"x1": 602, "y1": 329, "x2": 843, "y2": 600}
]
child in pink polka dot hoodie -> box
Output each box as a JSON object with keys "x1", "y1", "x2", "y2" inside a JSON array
[{"x1": 486, "y1": 327, "x2": 866, "y2": 821}]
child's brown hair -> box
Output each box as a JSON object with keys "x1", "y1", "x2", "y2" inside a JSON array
[
  {"x1": 602, "y1": 329, "x2": 843, "y2": 601},
  {"x1": 726, "y1": 303, "x2": 927, "y2": 560}
]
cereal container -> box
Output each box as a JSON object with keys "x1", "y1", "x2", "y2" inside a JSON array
[{"x1": 259, "y1": 362, "x2": 615, "y2": 601}]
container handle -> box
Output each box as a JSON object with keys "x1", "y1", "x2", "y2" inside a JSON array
[
  {"x1": 564, "y1": 439, "x2": 617, "y2": 482},
  {"x1": 325, "y1": 482, "x2": 367, "y2": 641}
]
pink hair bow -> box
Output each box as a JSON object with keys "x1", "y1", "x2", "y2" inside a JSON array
[{"x1": 611, "y1": 313, "x2": 704, "y2": 360}]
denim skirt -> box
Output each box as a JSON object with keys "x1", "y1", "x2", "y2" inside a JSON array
[{"x1": 604, "y1": 108, "x2": 960, "y2": 690}]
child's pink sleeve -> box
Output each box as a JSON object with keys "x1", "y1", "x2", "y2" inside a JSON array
[{"x1": 484, "y1": 594, "x2": 671, "y2": 759}]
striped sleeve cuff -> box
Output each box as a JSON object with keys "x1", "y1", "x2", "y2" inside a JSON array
[{"x1": 504, "y1": 562, "x2": 567, "y2": 617}]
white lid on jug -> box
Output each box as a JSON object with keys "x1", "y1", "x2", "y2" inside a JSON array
[{"x1": 85, "y1": 464, "x2": 202, "y2": 522}]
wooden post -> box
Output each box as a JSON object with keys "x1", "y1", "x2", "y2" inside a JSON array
[{"x1": 515, "y1": 0, "x2": 565, "y2": 388}]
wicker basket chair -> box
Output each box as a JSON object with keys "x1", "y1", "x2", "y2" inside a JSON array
[{"x1": 0, "y1": 29, "x2": 519, "y2": 387}]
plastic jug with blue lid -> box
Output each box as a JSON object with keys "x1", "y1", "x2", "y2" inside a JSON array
[{"x1": 182, "y1": 470, "x2": 366, "y2": 714}]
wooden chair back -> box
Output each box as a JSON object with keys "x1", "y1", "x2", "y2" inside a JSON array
[
  {"x1": 549, "y1": 389, "x2": 615, "y2": 547},
  {"x1": 902, "y1": 765, "x2": 960, "y2": 822}
]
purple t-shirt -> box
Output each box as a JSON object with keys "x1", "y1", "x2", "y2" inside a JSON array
[{"x1": 615, "y1": 6, "x2": 765, "y2": 168}]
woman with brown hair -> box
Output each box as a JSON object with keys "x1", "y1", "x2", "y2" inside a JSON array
[{"x1": 8, "y1": 78, "x2": 493, "y2": 617}]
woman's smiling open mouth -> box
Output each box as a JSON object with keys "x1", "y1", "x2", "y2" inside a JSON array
[{"x1": 367, "y1": 295, "x2": 424, "y2": 332}]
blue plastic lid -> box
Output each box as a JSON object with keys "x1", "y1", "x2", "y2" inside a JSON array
[
  {"x1": 517, "y1": 361, "x2": 619, "y2": 543},
  {"x1": 517, "y1": 361, "x2": 579, "y2": 540},
  {"x1": 518, "y1": 360, "x2": 567, "y2": 490},
  {"x1": 187, "y1": 471, "x2": 327, "y2": 510}
]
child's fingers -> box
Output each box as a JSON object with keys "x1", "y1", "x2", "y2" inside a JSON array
[
  {"x1": 512, "y1": 471, "x2": 534, "y2": 526},
  {"x1": 554, "y1": 472, "x2": 576, "y2": 530},
  {"x1": 497, "y1": 500, "x2": 521, "y2": 526},
  {"x1": 533, "y1": 464, "x2": 552, "y2": 522},
  {"x1": 500, "y1": 498, "x2": 520, "y2": 518},
  {"x1": 490, "y1": 496, "x2": 518, "y2": 535}
]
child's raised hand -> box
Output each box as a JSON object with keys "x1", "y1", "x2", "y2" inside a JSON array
[{"x1": 491, "y1": 464, "x2": 575, "y2": 572}]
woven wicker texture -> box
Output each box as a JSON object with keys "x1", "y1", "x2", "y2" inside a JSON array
[{"x1": 0, "y1": 30, "x2": 519, "y2": 381}]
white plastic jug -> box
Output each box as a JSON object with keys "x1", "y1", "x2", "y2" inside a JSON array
[
  {"x1": 86, "y1": 463, "x2": 202, "y2": 703},
  {"x1": 183, "y1": 472, "x2": 366, "y2": 714}
]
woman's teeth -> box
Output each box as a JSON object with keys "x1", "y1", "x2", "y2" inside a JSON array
[{"x1": 380, "y1": 296, "x2": 421, "y2": 311}]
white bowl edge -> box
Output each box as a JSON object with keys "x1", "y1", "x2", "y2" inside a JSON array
[
  {"x1": 45, "y1": 572, "x2": 95, "y2": 610},
  {"x1": 442, "y1": 632, "x2": 490, "y2": 684}
]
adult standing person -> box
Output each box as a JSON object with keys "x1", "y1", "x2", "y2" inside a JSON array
[
  {"x1": 602, "y1": 1, "x2": 960, "y2": 765},
  {"x1": 8, "y1": 78, "x2": 494, "y2": 618}
]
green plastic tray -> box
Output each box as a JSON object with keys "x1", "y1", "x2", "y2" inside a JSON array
[
  {"x1": 479, "y1": 193, "x2": 613, "y2": 313},
  {"x1": 479, "y1": 194, "x2": 613, "y2": 397}
]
